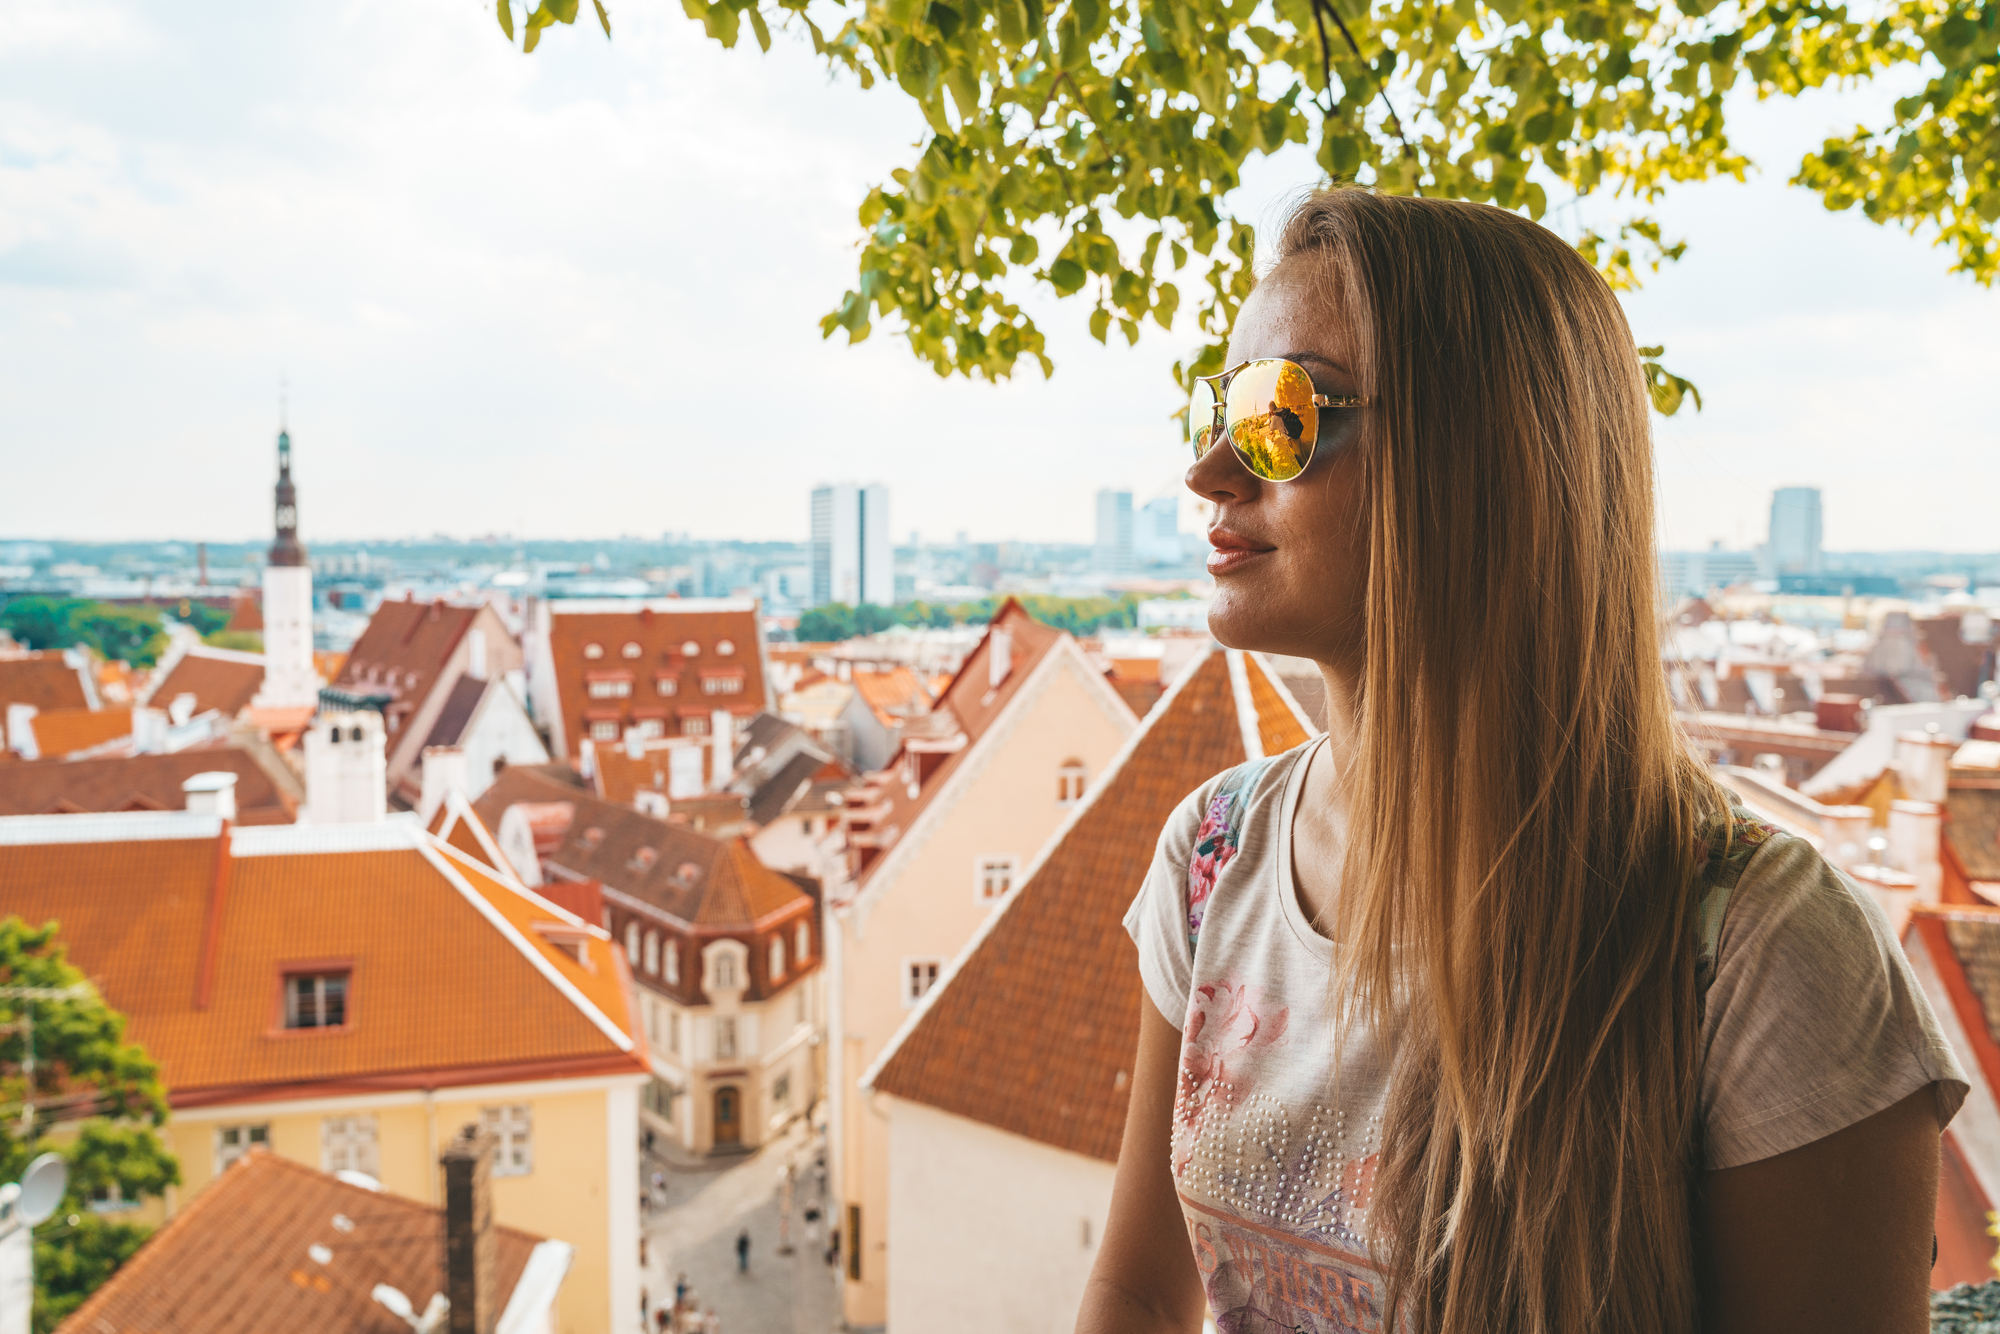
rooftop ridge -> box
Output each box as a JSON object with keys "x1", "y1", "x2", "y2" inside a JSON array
[
  {"x1": 231, "y1": 817, "x2": 428, "y2": 857},
  {"x1": 546, "y1": 597, "x2": 758, "y2": 615},
  {"x1": 0, "y1": 810, "x2": 223, "y2": 845}
]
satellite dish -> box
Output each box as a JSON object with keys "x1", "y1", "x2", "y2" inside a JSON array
[{"x1": 17, "y1": 1154, "x2": 65, "y2": 1228}]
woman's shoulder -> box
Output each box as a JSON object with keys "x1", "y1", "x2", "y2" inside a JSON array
[{"x1": 1159, "y1": 737, "x2": 1318, "y2": 850}]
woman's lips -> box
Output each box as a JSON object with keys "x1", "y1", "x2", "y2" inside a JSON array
[{"x1": 1207, "y1": 528, "x2": 1274, "y2": 574}]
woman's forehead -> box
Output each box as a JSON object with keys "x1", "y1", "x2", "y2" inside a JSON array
[{"x1": 1226, "y1": 259, "x2": 1356, "y2": 371}]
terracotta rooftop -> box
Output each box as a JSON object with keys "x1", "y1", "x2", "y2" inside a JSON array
[
  {"x1": 333, "y1": 598, "x2": 480, "y2": 710},
  {"x1": 850, "y1": 666, "x2": 930, "y2": 727},
  {"x1": 542, "y1": 599, "x2": 770, "y2": 759},
  {"x1": 475, "y1": 767, "x2": 810, "y2": 931},
  {"x1": 1907, "y1": 905, "x2": 2000, "y2": 1287},
  {"x1": 0, "y1": 650, "x2": 93, "y2": 716},
  {"x1": 867, "y1": 649, "x2": 1314, "y2": 1162},
  {"x1": 55, "y1": 1150, "x2": 552, "y2": 1334},
  {"x1": 148, "y1": 646, "x2": 266, "y2": 719},
  {"x1": 28, "y1": 706, "x2": 133, "y2": 758},
  {"x1": 0, "y1": 748, "x2": 296, "y2": 824},
  {"x1": 421, "y1": 674, "x2": 489, "y2": 750},
  {"x1": 0, "y1": 814, "x2": 642, "y2": 1105},
  {"x1": 1949, "y1": 789, "x2": 2000, "y2": 883}
]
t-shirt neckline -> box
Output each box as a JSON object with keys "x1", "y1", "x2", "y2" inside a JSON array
[{"x1": 1276, "y1": 733, "x2": 1337, "y2": 962}]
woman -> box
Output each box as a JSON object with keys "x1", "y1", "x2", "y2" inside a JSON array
[{"x1": 1080, "y1": 189, "x2": 1966, "y2": 1334}]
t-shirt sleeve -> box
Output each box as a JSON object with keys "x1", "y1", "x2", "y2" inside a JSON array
[
  {"x1": 1123, "y1": 783, "x2": 1213, "y2": 1032},
  {"x1": 1699, "y1": 832, "x2": 1969, "y2": 1170}
]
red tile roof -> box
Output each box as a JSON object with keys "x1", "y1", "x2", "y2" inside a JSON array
[
  {"x1": 868, "y1": 649, "x2": 1311, "y2": 1161},
  {"x1": 0, "y1": 818, "x2": 642, "y2": 1105},
  {"x1": 28, "y1": 706, "x2": 132, "y2": 758},
  {"x1": 0, "y1": 651, "x2": 92, "y2": 716},
  {"x1": 0, "y1": 748, "x2": 296, "y2": 824},
  {"x1": 544, "y1": 600, "x2": 769, "y2": 759},
  {"x1": 333, "y1": 598, "x2": 480, "y2": 709},
  {"x1": 55, "y1": 1151, "x2": 546, "y2": 1334},
  {"x1": 148, "y1": 647, "x2": 266, "y2": 718},
  {"x1": 850, "y1": 666, "x2": 930, "y2": 727}
]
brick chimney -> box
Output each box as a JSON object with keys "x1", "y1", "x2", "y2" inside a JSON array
[{"x1": 441, "y1": 1125, "x2": 498, "y2": 1334}]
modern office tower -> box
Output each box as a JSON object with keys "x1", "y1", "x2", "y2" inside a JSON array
[
  {"x1": 1094, "y1": 489, "x2": 1134, "y2": 575},
  {"x1": 252, "y1": 426, "x2": 322, "y2": 710},
  {"x1": 1134, "y1": 495, "x2": 1182, "y2": 565},
  {"x1": 1769, "y1": 486, "x2": 1824, "y2": 575},
  {"x1": 811, "y1": 483, "x2": 892, "y2": 607}
]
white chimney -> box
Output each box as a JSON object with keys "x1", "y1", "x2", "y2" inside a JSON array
[
  {"x1": 183, "y1": 771, "x2": 239, "y2": 821},
  {"x1": 635, "y1": 789, "x2": 669, "y2": 819},
  {"x1": 1887, "y1": 798, "x2": 1943, "y2": 905},
  {"x1": 130, "y1": 707, "x2": 169, "y2": 755},
  {"x1": 1895, "y1": 729, "x2": 1955, "y2": 804},
  {"x1": 1851, "y1": 863, "x2": 1920, "y2": 937},
  {"x1": 989, "y1": 628, "x2": 1013, "y2": 688},
  {"x1": 169, "y1": 692, "x2": 198, "y2": 726},
  {"x1": 495, "y1": 804, "x2": 546, "y2": 887},
  {"x1": 419, "y1": 745, "x2": 468, "y2": 826},
  {"x1": 669, "y1": 743, "x2": 705, "y2": 799},
  {"x1": 304, "y1": 709, "x2": 388, "y2": 824},
  {"x1": 624, "y1": 728, "x2": 645, "y2": 761},
  {"x1": 710, "y1": 710, "x2": 734, "y2": 789},
  {"x1": 6, "y1": 703, "x2": 38, "y2": 760},
  {"x1": 467, "y1": 627, "x2": 488, "y2": 681},
  {"x1": 1819, "y1": 805, "x2": 1875, "y2": 873}
]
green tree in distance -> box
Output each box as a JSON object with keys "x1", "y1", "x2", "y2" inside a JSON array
[
  {"x1": 1, "y1": 917, "x2": 181, "y2": 1333},
  {"x1": 0, "y1": 599, "x2": 168, "y2": 668},
  {"x1": 500, "y1": 0, "x2": 1994, "y2": 418},
  {"x1": 795, "y1": 591, "x2": 1161, "y2": 640}
]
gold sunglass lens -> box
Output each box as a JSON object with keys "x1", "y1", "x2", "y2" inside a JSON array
[
  {"x1": 1224, "y1": 359, "x2": 1319, "y2": 481},
  {"x1": 1189, "y1": 377, "x2": 1222, "y2": 461}
]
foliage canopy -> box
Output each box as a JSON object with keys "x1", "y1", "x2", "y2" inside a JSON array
[
  {"x1": 1, "y1": 917, "x2": 180, "y2": 1332},
  {"x1": 0, "y1": 598, "x2": 167, "y2": 668},
  {"x1": 504, "y1": 0, "x2": 1996, "y2": 416},
  {"x1": 794, "y1": 590, "x2": 1168, "y2": 639}
]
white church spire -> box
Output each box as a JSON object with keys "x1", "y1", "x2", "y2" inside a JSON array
[{"x1": 252, "y1": 421, "x2": 322, "y2": 710}]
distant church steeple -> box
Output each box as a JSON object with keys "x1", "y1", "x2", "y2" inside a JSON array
[{"x1": 269, "y1": 428, "x2": 308, "y2": 567}]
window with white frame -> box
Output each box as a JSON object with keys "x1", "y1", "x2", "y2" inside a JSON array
[
  {"x1": 655, "y1": 675, "x2": 680, "y2": 697},
  {"x1": 664, "y1": 940, "x2": 680, "y2": 985},
  {"x1": 214, "y1": 1123, "x2": 269, "y2": 1174},
  {"x1": 587, "y1": 678, "x2": 632, "y2": 699},
  {"x1": 644, "y1": 931, "x2": 660, "y2": 974},
  {"x1": 976, "y1": 857, "x2": 1017, "y2": 901},
  {"x1": 904, "y1": 958, "x2": 942, "y2": 1006},
  {"x1": 794, "y1": 920, "x2": 809, "y2": 962},
  {"x1": 1057, "y1": 758, "x2": 1088, "y2": 804},
  {"x1": 702, "y1": 675, "x2": 744, "y2": 696},
  {"x1": 716, "y1": 1016, "x2": 738, "y2": 1058},
  {"x1": 321, "y1": 1114, "x2": 379, "y2": 1177},
  {"x1": 625, "y1": 921, "x2": 641, "y2": 966},
  {"x1": 716, "y1": 639, "x2": 736, "y2": 656},
  {"x1": 714, "y1": 952, "x2": 738, "y2": 989},
  {"x1": 284, "y1": 971, "x2": 349, "y2": 1029},
  {"x1": 591, "y1": 720, "x2": 619, "y2": 742},
  {"x1": 481, "y1": 1104, "x2": 533, "y2": 1177},
  {"x1": 583, "y1": 642, "x2": 604, "y2": 659},
  {"x1": 622, "y1": 641, "x2": 643, "y2": 659},
  {"x1": 681, "y1": 716, "x2": 709, "y2": 737},
  {"x1": 769, "y1": 937, "x2": 785, "y2": 981},
  {"x1": 635, "y1": 717, "x2": 665, "y2": 739}
]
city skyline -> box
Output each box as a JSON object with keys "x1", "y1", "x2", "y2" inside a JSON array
[{"x1": 0, "y1": 2, "x2": 1994, "y2": 550}]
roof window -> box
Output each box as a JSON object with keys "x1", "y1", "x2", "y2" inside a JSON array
[
  {"x1": 580, "y1": 826, "x2": 605, "y2": 852},
  {"x1": 622, "y1": 642, "x2": 643, "y2": 659},
  {"x1": 629, "y1": 846, "x2": 659, "y2": 873},
  {"x1": 656, "y1": 676, "x2": 679, "y2": 697},
  {"x1": 584, "y1": 642, "x2": 604, "y2": 659},
  {"x1": 283, "y1": 971, "x2": 349, "y2": 1030},
  {"x1": 716, "y1": 639, "x2": 736, "y2": 656},
  {"x1": 681, "y1": 640, "x2": 701, "y2": 657},
  {"x1": 672, "y1": 861, "x2": 703, "y2": 890}
]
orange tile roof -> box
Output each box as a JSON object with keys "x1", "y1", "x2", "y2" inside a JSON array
[
  {"x1": 1242, "y1": 652, "x2": 1315, "y2": 755},
  {"x1": 56, "y1": 1151, "x2": 545, "y2": 1334},
  {"x1": 0, "y1": 748, "x2": 296, "y2": 824},
  {"x1": 592, "y1": 738, "x2": 696, "y2": 805},
  {"x1": 0, "y1": 818, "x2": 641, "y2": 1104},
  {"x1": 334, "y1": 598, "x2": 480, "y2": 708},
  {"x1": 868, "y1": 649, "x2": 1305, "y2": 1162},
  {"x1": 0, "y1": 652, "x2": 91, "y2": 716},
  {"x1": 29, "y1": 706, "x2": 132, "y2": 758},
  {"x1": 475, "y1": 768, "x2": 810, "y2": 933},
  {"x1": 850, "y1": 666, "x2": 929, "y2": 727},
  {"x1": 223, "y1": 590, "x2": 263, "y2": 632},
  {"x1": 149, "y1": 647, "x2": 266, "y2": 718},
  {"x1": 545, "y1": 600, "x2": 769, "y2": 759}
]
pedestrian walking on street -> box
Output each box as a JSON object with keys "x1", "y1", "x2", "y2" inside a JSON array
[
  {"x1": 675, "y1": 1273, "x2": 688, "y2": 1306},
  {"x1": 734, "y1": 1228, "x2": 750, "y2": 1273}
]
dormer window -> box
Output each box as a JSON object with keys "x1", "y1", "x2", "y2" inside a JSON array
[
  {"x1": 681, "y1": 640, "x2": 701, "y2": 657},
  {"x1": 681, "y1": 716, "x2": 709, "y2": 737},
  {"x1": 672, "y1": 861, "x2": 703, "y2": 890},
  {"x1": 584, "y1": 643, "x2": 605, "y2": 659},
  {"x1": 629, "y1": 846, "x2": 658, "y2": 873},
  {"x1": 590, "y1": 720, "x2": 619, "y2": 742},
  {"x1": 701, "y1": 674, "x2": 745, "y2": 696},
  {"x1": 664, "y1": 940, "x2": 681, "y2": 984},
  {"x1": 622, "y1": 642, "x2": 643, "y2": 658},
  {"x1": 656, "y1": 676, "x2": 679, "y2": 697},
  {"x1": 580, "y1": 826, "x2": 605, "y2": 852},
  {"x1": 587, "y1": 676, "x2": 633, "y2": 699},
  {"x1": 716, "y1": 639, "x2": 736, "y2": 656},
  {"x1": 284, "y1": 971, "x2": 349, "y2": 1030}
]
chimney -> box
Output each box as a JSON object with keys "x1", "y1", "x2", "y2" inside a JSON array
[
  {"x1": 169, "y1": 692, "x2": 199, "y2": 727},
  {"x1": 182, "y1": 771, "x2": 239, "y2": 820},
  {"x1": 131, "y1": 707, "x2": 168, "y2": 755},
  {"x1": 1887, "y1": 799, "x2": 1943, "y2": 905},
  {"x1": 1851, "y1": 864, "x2": 1920, "y2": 937},
  {"x1": 1895, "y1": 728, "x2": 1955, "y2": 803},
  {"x1": 420, "y1": 746, "x2": 469, "y2": 826},
  {"x1": 1815, "y1": 694, "x2": 1864, "y2": 734},
  {"x1": 1819, "y1": 805, "x2": 1875, "y2": 873},
  {"x1": 710, "y1": 710, "x2": 734, "y2": 789},
  {"x1": 441, "y1": 1125, "x2": 498, "y2": 1334},
  {"x1": 6, "y1": 703, "x2": 38, "y2": 760},
  {"x1": 304, "y1": 709, "x2": 388, "y2": 824}
]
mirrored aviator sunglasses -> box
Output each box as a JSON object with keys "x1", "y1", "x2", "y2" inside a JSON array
[{"x1": 1189, "y1": 358, "x2": 1368, "y2": 482}]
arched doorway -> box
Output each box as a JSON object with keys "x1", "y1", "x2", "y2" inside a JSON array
[{"x1": 712, "y1": 1085, "x2": 741, "y2": 1147}]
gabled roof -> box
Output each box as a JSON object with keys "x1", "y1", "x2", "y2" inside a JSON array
[
  {"x1": 543, "y1": 598, "x2": 770, "y2": 758},
  {"x1": 866, "y1": 649, "x2": 1313, "y2": 1162},
  {"x1": 0, "y1": 649, "x2": 93, "y2": 716},
  {"x1": 850, "y1": 666, "x2": 929, "y2": 726},
  {"x1": 429, "y1": 788, "x2": 521, "y2": 878},
  {"x1": 0, "y1": 748, "x2": 296, "y2": 824},
  {"x1": 334, "y1": 598, "x2": 481, "y2": 708},
  {"x1": 55, "y1": 1151, "x2": 559, "y2": 1334},
  {"x1": 27, "y1": 706, "x2": 133, "y2": 758},
  {"x1": 422, "y1": 674, "x2": 489, "y2": 749},
  {"x1": 147, "y1": 646, "x2": 266, "y2": 718},
  {"x1": 0, "y1": 814, "x2": 642, "y2": 1104},
  {"x1": 474, "y1": 768, "x2": 810, "y2": 931}
]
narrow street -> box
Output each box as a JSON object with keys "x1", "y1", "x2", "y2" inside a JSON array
[{"x1": 641, "y1": 1118, "x2": 841, "y2": 1334}]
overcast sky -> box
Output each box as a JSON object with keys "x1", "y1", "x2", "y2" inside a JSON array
[{"x1": 2, "y1": 0, "x2": 1993, "y2": 549}]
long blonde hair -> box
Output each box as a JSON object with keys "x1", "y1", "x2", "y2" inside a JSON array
[{"x1": 1277, "y1": 190, "x2": 1728, "y2": 1334}]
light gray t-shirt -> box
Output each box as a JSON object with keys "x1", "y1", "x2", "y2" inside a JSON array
[{"x1": 1124, "y1": 737, "x2": 1968, "y2": 1334}]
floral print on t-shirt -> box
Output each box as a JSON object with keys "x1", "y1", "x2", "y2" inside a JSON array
[{"x1": 1188, "y1": 758, "x2": 1274, "y2": 950}]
